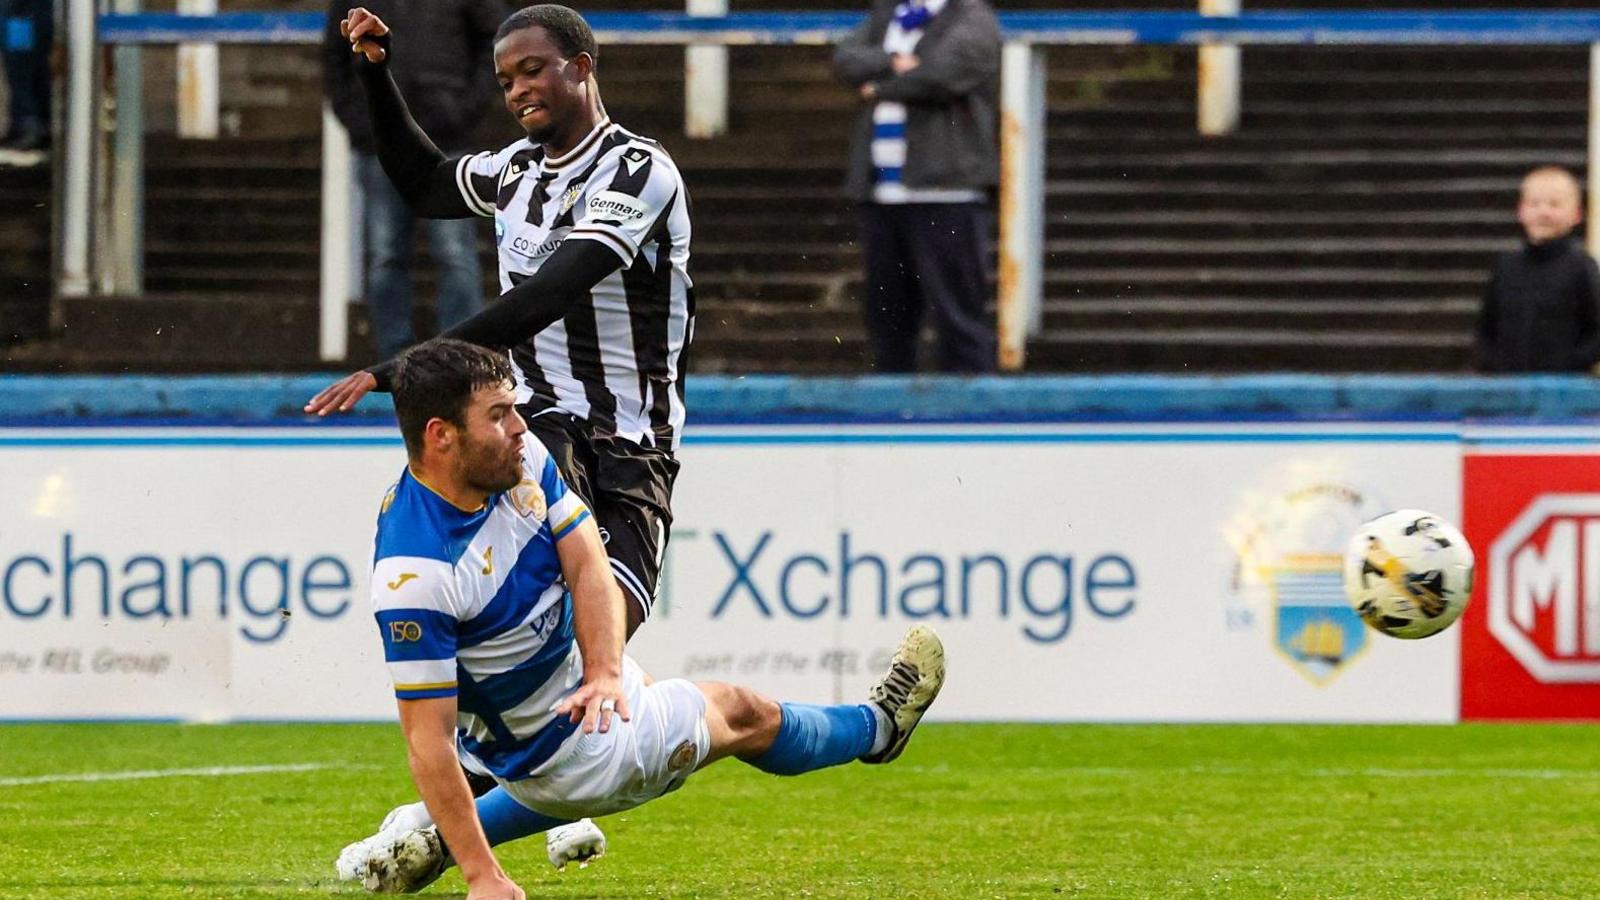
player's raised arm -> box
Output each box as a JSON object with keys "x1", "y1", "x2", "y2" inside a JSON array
[
  {"x1": 302, "y1": 240, "x2": 620, "y2": 415},
  {"x1": 343, "y1": 7, "x2": 485, "y2": 218}
]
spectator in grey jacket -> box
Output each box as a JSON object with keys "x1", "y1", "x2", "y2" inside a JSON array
[
  {"x1": 323, "y1": 0, "x2": 505, "y2": 359},
  {"x1": 834, "y1": 0, "x2": 1001, "y2": 373}
]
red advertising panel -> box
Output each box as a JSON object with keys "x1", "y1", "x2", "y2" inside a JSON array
[{"x1": 1462, "y1": 454, "x2": 1600, "y2": 720}]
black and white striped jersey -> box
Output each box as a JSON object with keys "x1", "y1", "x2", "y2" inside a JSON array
[{"x1": 454, "y1": 117, "x2": 693, "y2": 452}]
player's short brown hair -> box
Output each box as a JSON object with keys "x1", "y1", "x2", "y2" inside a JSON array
[{"x1": 390, "y1": 339, "x2": 515, "y2": 459}]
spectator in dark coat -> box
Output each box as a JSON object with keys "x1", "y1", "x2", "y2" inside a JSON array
[{"x1": 1477, "y1": 166, "x2": 1600, "y2": 373}]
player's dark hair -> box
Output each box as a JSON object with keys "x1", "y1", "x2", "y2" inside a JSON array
[
  {"x1": 495, "y1": 5, "x2": 598, "y2": 63},
  {"x1": 390, "y1": 338, "x2": 515, "y2": 459}
]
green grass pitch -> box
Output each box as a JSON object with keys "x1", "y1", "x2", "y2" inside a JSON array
[{"x1": 1, "y1": 722, "x2": 1597, "y2": 898}]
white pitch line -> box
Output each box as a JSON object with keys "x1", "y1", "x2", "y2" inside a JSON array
[
  {"x1": 0, "y1": 763, "x2": 351, "y2": 787},
  {"x1": 904, "y1": 764, "x2": 1599, "y2": 781}
]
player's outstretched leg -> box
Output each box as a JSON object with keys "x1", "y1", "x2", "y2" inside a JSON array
[
  {"x1": 477, "y1": 787, "x2": 606, "y2": 868},
  {"x1": 728, "y1": 625, "x2": 945, "y2": 775}
]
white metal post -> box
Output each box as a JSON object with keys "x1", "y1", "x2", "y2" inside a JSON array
[
  {"x1": 59, "y1": 0, "x2": 97, "y2": 297},
  {"x1": 1198, "y1": 0, "x2": 1241, "y2": 136},
  {"x1": 110, "y1": 0, "x2": 143, "y2": 295},
  {"x1": 177, "y1": 0, "x2": 220, "y2": 138},
  {"x1": 997, "y1": 41, "x2": 1046, "y2": 372},
  {"x1": 1590, "y1": 43, "x2": 1600, "y2": 259},
  {"x1": 320, "y1": 104, "x2": 353, "y2": 361},
  {"x1": 685, "y1": 0, "x2": 729, "y2": 138}
]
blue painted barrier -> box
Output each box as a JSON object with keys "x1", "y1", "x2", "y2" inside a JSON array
[
  {"x1": 97, "y1": 10, "x2": 1600, "y2": 47},
  {"x1": 3, "y1": 375, "x2": 1600, "y2": 425}
]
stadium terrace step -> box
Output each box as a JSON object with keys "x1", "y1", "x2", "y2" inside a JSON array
[
  {"x1": 32, "y1": 294, "x2": 323, "y2": 369},
  {"x1": 1044, "y1": 237, "x2": 1515, "y2": 271},
  {"x1": 1049, "y1": 268, "x2": 1487, "y2": 303},
  {"x1": 1046, "y1": 125, "x2": 1584, "y2": 151},
  {"x1": 1039, "y1": 297, "x2": 1479, "y2": 333},
  {"x1": 1025, "y1": 328, "x2": 1471, "y2": 373}
]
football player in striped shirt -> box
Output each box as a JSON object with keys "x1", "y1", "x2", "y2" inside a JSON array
[
  {"x1": 333, "y1": 340, "x2": 945, "y2": 897},
  {"x1": 309, "y1": 5, "x2": 692, "y2": 640}
]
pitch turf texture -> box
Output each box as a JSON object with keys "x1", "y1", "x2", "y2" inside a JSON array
[{"x1": 2, "y1": 723, "x2": 1598, "y2": 898}]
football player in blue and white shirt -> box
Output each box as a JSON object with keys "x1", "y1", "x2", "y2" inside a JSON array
[{"x1": 334, "y1": 340, "x2": 946, "y2": 897}]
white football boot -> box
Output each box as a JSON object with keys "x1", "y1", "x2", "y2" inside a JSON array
[
  {"x1": 342, "y1": 826, "x2": 449, "y2": 894},
  {"x1": 335, "y1": 801, "x2": 434, "y2": 884},
  {"x1": 861, "y1": 625, "x2": 946, "y2": 764},
  {"x1": 546, "y1": 818, "x2": 607, "y2": 870}
]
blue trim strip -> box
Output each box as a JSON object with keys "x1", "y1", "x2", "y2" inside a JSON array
[
  {"x1": 7, "y1": 374, "x2": 1600, "y2": 425},
  {"x1": 95, "y1": 11, "x2": 1600, "y2": 47},
  {"x1": 1467, "y1": 437, "x2": 1600, "y2": 447},
  {"x1": 0, "y1": 431, "x2": 1458, "y2": 446},
  {"x1": 0, "y1": 436, "x2": 403, "y2": 447},
  {"x1": 683, "y1": 431, "x2": 1458, "y2": 445}
]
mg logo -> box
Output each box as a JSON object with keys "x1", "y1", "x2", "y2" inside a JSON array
[{"x1": 1488, "y1": 494, "x2": 1600, "y2": 683}]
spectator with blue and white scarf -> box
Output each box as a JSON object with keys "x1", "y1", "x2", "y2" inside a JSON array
[{"x1": 834, "y1": 0, "x2": 1002, "y2": 372}]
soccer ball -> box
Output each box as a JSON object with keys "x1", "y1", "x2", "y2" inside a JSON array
[{"x1": 1342, "y1": 509, "x2": 1475, "y2": 640}]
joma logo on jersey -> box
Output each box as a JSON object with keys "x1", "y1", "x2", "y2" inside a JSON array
[
  {"x1": 1489, "y1": 494, "x2": 1600, "y2": 683},
  {"x1": 388, "y1": 621, "x2": 423, "y2": 643},
  {"x1": 386, "y1": 573, "x2": 419, "y2": 591}
]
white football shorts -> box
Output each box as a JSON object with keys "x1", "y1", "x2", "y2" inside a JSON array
[{"x1": 501, "y1": 655, "x2": 711, "y2": 820}]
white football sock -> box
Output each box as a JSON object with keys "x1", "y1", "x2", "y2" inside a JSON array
[{"x1": 867, "y1": 704, "x2": 891, "y2": 755}]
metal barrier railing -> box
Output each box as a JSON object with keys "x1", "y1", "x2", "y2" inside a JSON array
[{"x1": 71, "y1": 9, "x2": 1600, "y2": 369}]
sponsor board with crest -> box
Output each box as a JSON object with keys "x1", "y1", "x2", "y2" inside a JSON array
[{"x1": 1, "y1": 424, "x2": 1461, "y2": 722}]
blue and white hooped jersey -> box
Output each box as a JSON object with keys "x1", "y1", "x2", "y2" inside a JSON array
[{"x1": 370, "y1": 433, "x2": 592, "y2": 779}]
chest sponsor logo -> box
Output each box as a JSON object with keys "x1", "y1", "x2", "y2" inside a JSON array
[{"x1": 587, "y1": 191, "x2": 649, "y2": 223}]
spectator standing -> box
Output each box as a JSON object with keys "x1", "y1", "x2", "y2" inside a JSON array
[
  {"x1": 0, "y1": 0, "x2": 52, "y2": 154},
  {"x1": 1476, "y1": 165, "x2": 1600, "y2": 373},
  {"x1": 833, "y1": 0, "x2": 1001, "y2": 373},
  {"x1": 323, "y1": 0, "x2": 504, "y2": 358}
]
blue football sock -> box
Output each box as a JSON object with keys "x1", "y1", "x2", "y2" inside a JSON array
[
  {"x1": 475, "y1": 786, "x2": 570, "y2": 847},
  {"x1": 746, "y1": 702, "x2": 878, "y2": 776}
]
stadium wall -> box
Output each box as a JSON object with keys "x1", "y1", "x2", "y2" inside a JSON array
[{"x1": 2, "y1": 374, "x2": 1597, "y2": 723}]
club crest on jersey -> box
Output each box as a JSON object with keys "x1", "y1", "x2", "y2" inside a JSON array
[
  {"x1": 559, "y1": 182, "x2": 585, "y2": 214},
  {"x1": 508, "y1": 479, "x2": 548, "y2": 522}
]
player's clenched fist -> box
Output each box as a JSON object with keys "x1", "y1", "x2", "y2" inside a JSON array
[{"x1": 340, "y1": 7, "x2": 391, "y2": 64}]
